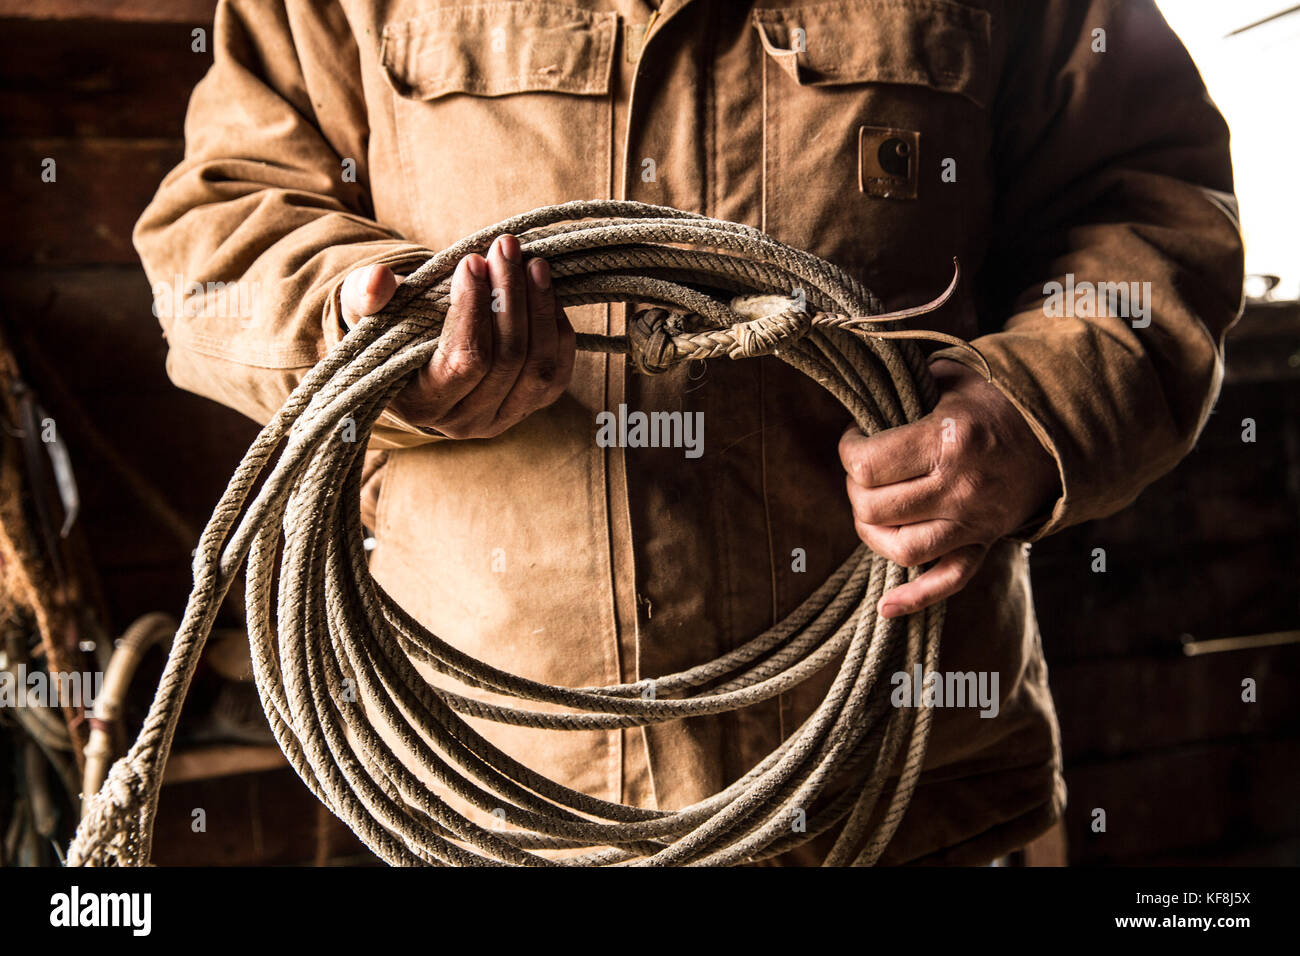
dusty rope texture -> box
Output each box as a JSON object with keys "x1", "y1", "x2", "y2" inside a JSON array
[{"x1": 69, "y1": 200, "x2": 963, "y2": 867}]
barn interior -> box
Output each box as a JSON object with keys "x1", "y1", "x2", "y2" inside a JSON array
[{"x1": 0, "y1": 0, "x2": 1296, "y2": 869}]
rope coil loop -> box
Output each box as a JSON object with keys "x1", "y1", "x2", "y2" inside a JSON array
[{"x1": 69, "y1": 200, "x2": 965, "y2": 867}]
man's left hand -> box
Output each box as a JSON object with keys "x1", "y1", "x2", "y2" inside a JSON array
[{"x1": 838, "y1": 357, "x2": 1060, "y2": 619}]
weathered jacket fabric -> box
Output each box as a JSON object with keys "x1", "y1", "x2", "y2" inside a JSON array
[{"x1": 135, "y1": 0, "x2": 1244, "y2": 864}]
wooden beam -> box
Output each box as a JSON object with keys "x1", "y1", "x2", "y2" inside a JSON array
[
  {"x1": 0, "y1": 0, "x2": 216, "y2": 23},
  {"x1": 162, "y1": 743, "x2": 287, "y2": 785},
  {"x1": 1063, "y1": 737, "x2": 1300, "y2": 864}
]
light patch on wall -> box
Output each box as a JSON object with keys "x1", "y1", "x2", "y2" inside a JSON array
[{"x1": 1156, "y1": 1, "x2": 1300, "y2": 300}]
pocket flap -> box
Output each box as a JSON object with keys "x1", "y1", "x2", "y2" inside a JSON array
[
  {"x1": 753, "y1": 1, "x2": 992, "y2": 106},
  {"x1": 381, "y1": 2, "x2": 617, "y2": 101}
]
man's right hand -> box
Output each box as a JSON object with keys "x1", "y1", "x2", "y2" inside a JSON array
[{"x1": 340, "y1": 233, "x2": 576, "y2": 439}]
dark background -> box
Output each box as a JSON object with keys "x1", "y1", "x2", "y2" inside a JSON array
[{"x1": 1, "y1": 1, "x2": 1296, "y2": 865}]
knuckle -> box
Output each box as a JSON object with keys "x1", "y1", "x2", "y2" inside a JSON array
[
  {"x1": 955, "y1": 546, "x2": 985, "y2": 578},
  {"x1": 966, "y1": 473, "x2": 992, "y2": 509},
  {"x1": 894, "y1": 543, "x2": 926, "y2": 567},
  {"x1": 529, "y1": 287, "x2": 557, "y2": 316},
  {"x1": 854, "y1": 497, "x2": 880, "y2": 526},
  {"x1": 948, "y1": 471, "x2": 980, "y2": 509},
  {"x1": 845, "y1": 481, "x2": 870, "y2": 521},
  {"x1": 872, "y1": 535, "x2": 905, "y2": 563},
  {"x1": 935, "y1": 417, "x2": 970, "y2": 465},
  {"x1": 523, "y1": 358, "x2": 560, "y2": 388},
  {"x1": 941, "y1": 563, "x2": 969, "y2": 591},
  {"x1": 443, "y1": 346, "x2": 488, "y2": 379},
  {"x1": 970, "y1": 416, "x2": 998, "y2": 456},
  {"x1": 494, "y1": 337, "x2": 527, "y2": 367},
  {"x1": 849, "y1": 450, "x2": 875, "y2": 487},
  {"x1": 896, "y1": 531, "x2": 941, "y2": 567}
]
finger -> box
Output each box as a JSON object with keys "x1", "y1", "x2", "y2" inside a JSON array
[
  {"x1": 878, "y1": 544, "x2": 987, "y2": 618},
  {"x1": 483, "y1": 233, "x2": 529, "y2": 389},
  {"x1": 340, "y1": 264, "x2": 399, "y2": 327},
  {"x1": 437, "y1": 237, "x2": 530, "y2": 433},
  {"x1": 399, "y1": 254, "x2": 491, "y2": 424},
  {"x1": 839, "y1": 421, "x2": 939, "y2": 489},
  {"x1": 524, "y1": 258, "x2": 559, "y2": 368},
  {"x1": 845, "y1": 472, "x2": 947, "y2": 527},
  {"x1": 493, "y1": 258, "x2": 572, "y2": 425},
  {"x1": 852, "y1": 517, "x2": 974, "y2": 569}
]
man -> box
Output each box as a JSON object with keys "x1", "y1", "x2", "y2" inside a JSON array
[{"x1": 137, "y1": 0, "x2": 1244, "y2": 864}]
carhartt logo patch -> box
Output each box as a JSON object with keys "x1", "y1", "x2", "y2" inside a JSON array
[{"x1": 858, "y1": 126, "x2": 919, "y2": 200}]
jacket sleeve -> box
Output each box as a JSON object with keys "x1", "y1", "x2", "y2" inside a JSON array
[
  {"x1": 134, "y1": 0, "x2": 439, "y2": 449},
  {"x1": 931, "y1": 0, "x2": 1245, "y2": 540}
]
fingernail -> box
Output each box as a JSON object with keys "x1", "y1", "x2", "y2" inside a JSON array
[
  {"x1": 528, "y1": 258, "x2": 551, "y2": 291},
  {"x1": 464, "y1": 254, "x2": 487, "y2": 280},
  {"x1": 498, "y1": 234, "x2": 521, "y2": 263},
  {"x1": 879, "y1": 603, "x2": 902, "y2": 619}
]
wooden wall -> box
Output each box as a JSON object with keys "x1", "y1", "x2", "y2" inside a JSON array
[
  {"x1": 2, "y1": 1, "x2": 1296, "y2": 866},
  {"x1": 1031, "y1": 316, "x2": 1300, "y2": 864},
  {"x1": 0, "y1": 3, "x2": 374, "y2": 865},
  {"x1": 0, "y1": 8, "x2": 248, "y2": 628}
]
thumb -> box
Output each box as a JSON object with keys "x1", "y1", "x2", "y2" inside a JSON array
[{"x1": 340, "y1": 264, "x2": 399, "y2": 327}]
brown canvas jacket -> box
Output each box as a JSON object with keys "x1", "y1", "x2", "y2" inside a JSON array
[{"x1": 134, "y1": 0, "x2": 1245, "y2": 864}]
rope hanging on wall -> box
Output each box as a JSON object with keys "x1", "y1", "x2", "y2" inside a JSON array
[{"x1": 69, "y1": 200, "x2": 977, "y2": 866}]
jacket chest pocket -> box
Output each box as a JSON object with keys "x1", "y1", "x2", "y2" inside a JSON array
[
  {"x1": 380, "y1": 2, "x2": 617, "y2": 250},
  {"x1": 752, "y1": 1, "x2": 995, "y2": 305}
]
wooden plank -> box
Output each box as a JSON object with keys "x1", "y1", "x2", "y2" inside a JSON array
[
  {"x1": 1, "y1": 267, "x2": 261, "y2": 578},
  {"x1": 162, "y1": 744, "x2": 286, "y2": 785},
  {"x1": 1051, "y1": 647, "x2": 1300, "y2": 760},
  {"x1": 1141, "y1": 835, "x2": 1300, "y2": 866},
  {"x1": 149, "y1": 767, "x2": 375, "y2": 866},
  {"x1": 0, "y1": 1, "x2": 216, "y2": 23},
  {"x1": 64, "y1": 389, "x2": 258, "y2": 516},
  {"x1": 97, "y1": 565, "x2": 216, "y2": 637},
  {"x1": 1062, "y1": 737, "x2": 1300, "y2": 864},
  {"x1": 0, "y1": 138, "x2": 183, "y2": 264},
  {"x1": 1034, "y1": 535, "x2": 1300, "y2": 660},
  {"x1": 1, "y1": 267, "x2": 172, "y2": 390},
  {"x1": 0, "y1": 20, "x2": 208, "y2": 138},
  {"x1": 62, "y1": 389, "x2": 259, "y2": 571},
  {"x1": 1032, "y1": 382, "x2": 1299, "y2": 558},
  {"x1": 1031, "y1": 375, "x2": 1300, "y2": 662}
]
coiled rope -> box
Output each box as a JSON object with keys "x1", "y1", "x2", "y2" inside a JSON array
[{"x1": 69, "y1": 200, "x2": 981, "y2": 867}]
